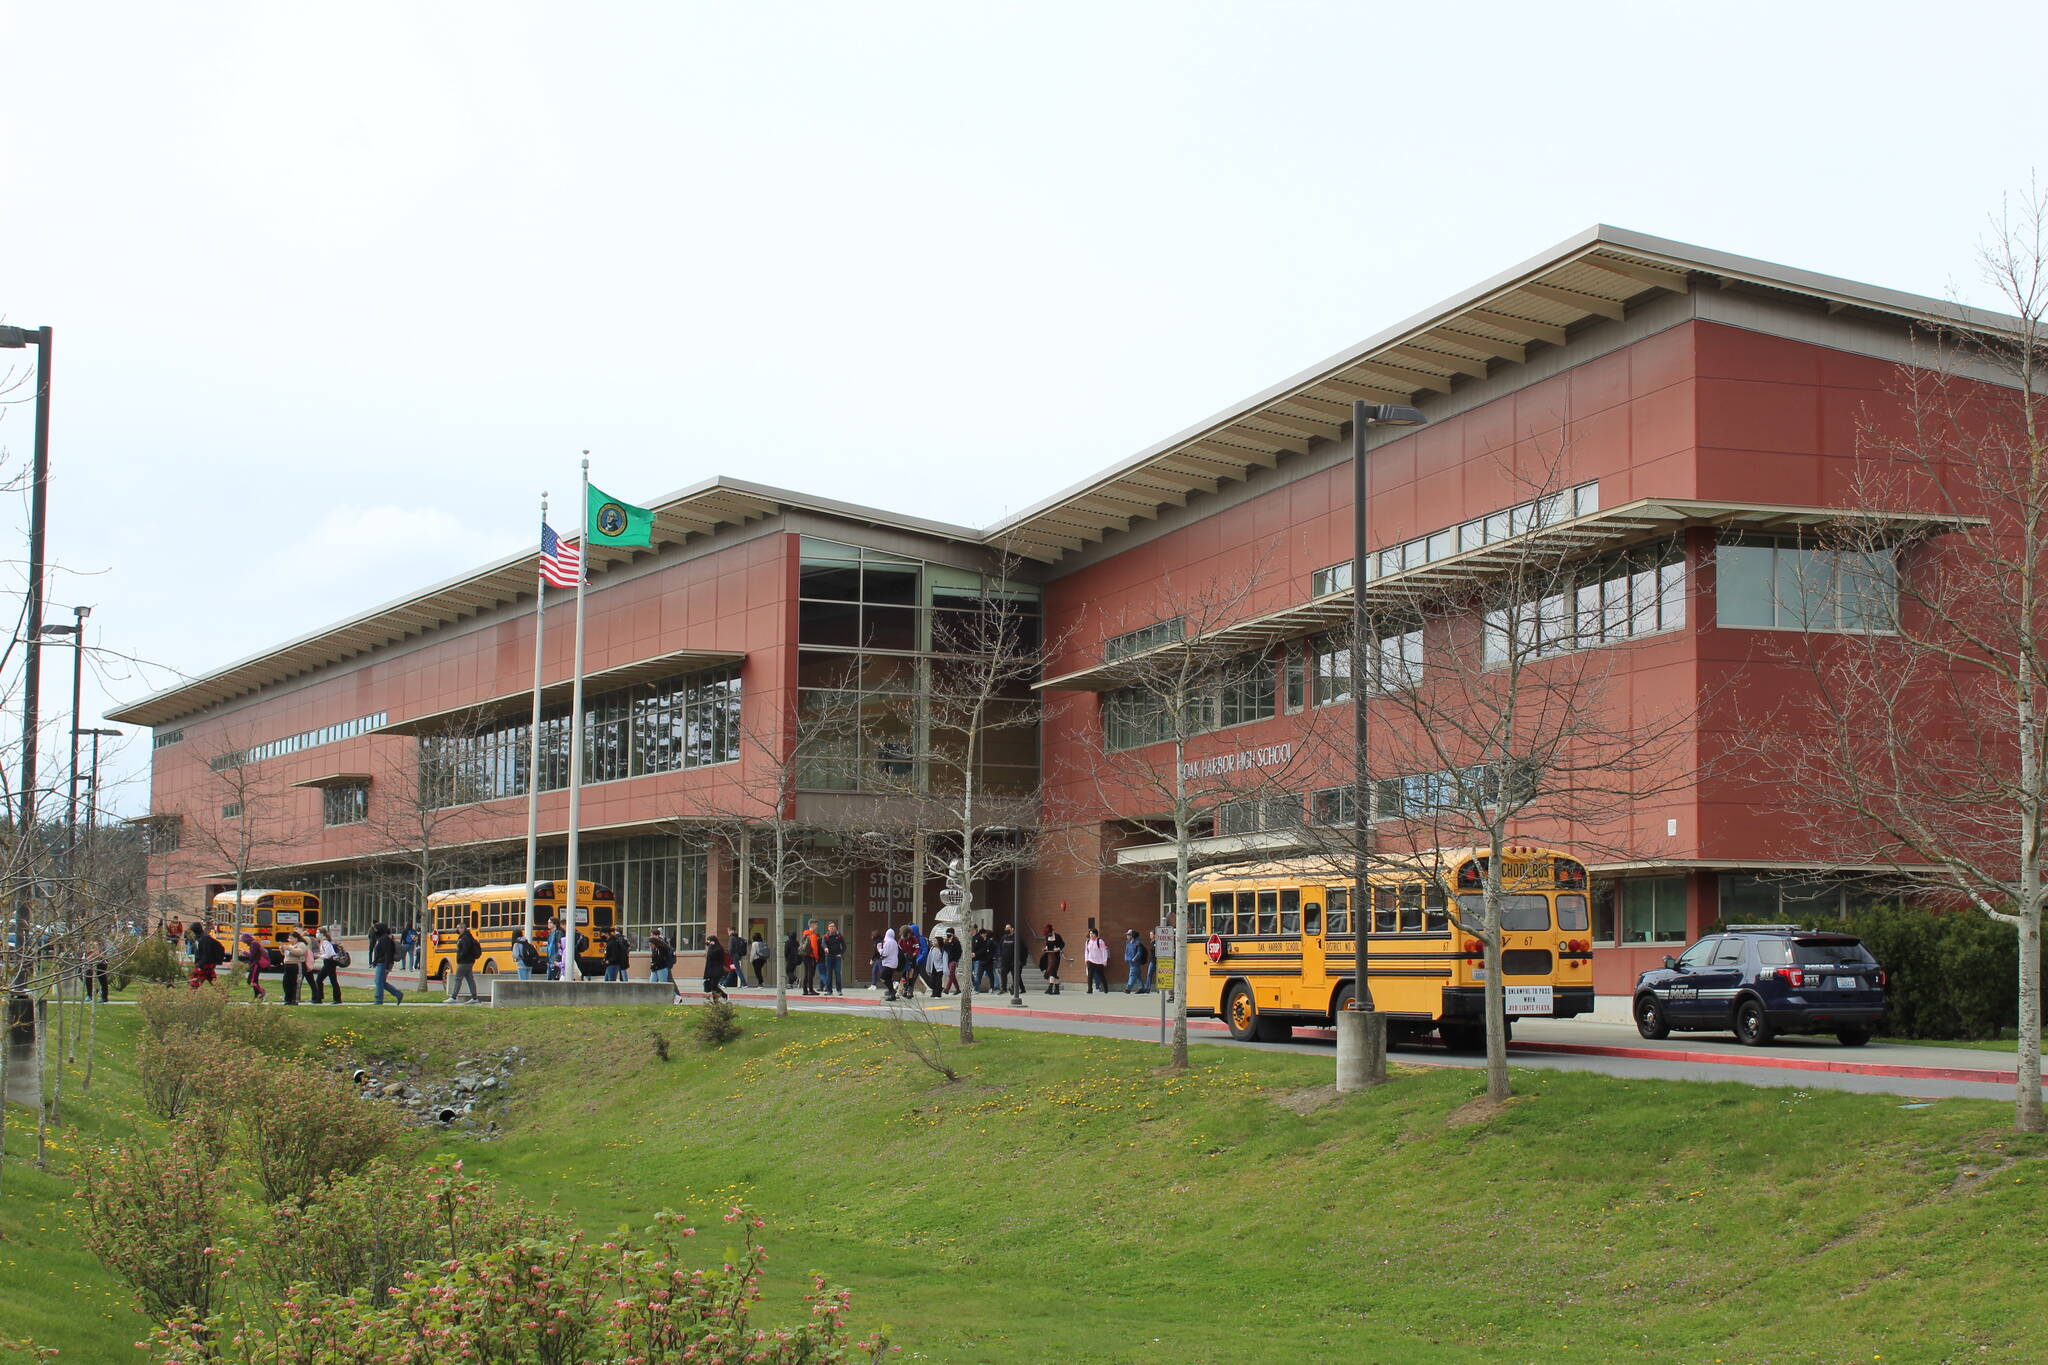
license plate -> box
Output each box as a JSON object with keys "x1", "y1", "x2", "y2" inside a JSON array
[
  {"x1": 1835, "y1": 977, "x2": 1857, "y2": 989},
  {"x1": 1505, "y1": 985, "x2": 1553, "y2": 1016}
]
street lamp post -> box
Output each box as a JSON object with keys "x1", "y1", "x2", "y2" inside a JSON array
[
  {"x1": 38, "y1": 606, "x2": 91, "y2": 867},
  {"x1": 1337, "y1": 399, "x2": 1429, "y2": 1093},
  {"x1": 79, "y1": 731, "x2": 121, "y2": 833},
  {"x1": 3, "y1": 325, "x2": 53, "y2": 1009}
]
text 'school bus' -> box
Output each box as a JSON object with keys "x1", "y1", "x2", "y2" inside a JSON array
[
  {"x1": 423, "y1": 881, "x2": 619, "y2": 980},
  {"x1": 1184, "y1": 847, "x2": 1594, "y2": 1049},
  {"x1": 209, "y1": 889, "x2": 322, "y2": 968}
]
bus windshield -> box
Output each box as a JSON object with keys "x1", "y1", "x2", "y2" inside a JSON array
[{"x1": 1459, "y1": 893, "x2": 1550, "y2": 931}]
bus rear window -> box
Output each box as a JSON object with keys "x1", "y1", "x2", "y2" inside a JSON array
[
  {"x1": 1556, "y1": 895, "x2": 1588, "y2": 932},
  {"x1": 1462, "y1": 894, "x2": 1551, "y2": 931}
]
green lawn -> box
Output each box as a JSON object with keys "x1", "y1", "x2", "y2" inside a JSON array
[{"x1": 5, "y1": 1002, "x2": 2047, "y2": 1364}]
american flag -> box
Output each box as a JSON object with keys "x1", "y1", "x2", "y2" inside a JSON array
[{"x1": 539, "y1": 522, "x2": 582, "y2": 589}]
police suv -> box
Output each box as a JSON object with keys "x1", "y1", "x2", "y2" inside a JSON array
[{"x1": 1632, "y1": 924, "x2": 1887, "y2": 1048}]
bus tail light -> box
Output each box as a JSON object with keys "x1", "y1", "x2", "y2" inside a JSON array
[
  {"x1": 1463, "y1": 939, "x2": 1482, "y2": 956},
  {"x1": 1773, "y1": 967, "x2": 1806, "y2": 988}
]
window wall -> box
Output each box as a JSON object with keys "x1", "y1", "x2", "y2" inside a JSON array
[
  {"x1": 1715, "y1": 535, "x2": 1897, "y2": 632},
  {"x1": 1101, "y1": 652, "x2": 1275, "y2": 753},
  {"x1": 1309, "y1": 626, "x2": 1422, "y2": 706},
  {"x1": 796, "y1": 538, "x2": 1042, "y2": 794},
  {"x1": 1483, "y1": 540, "x2": 1686, "y2": 666},
  {"x1": 422, "y1": 663, "x2": 740, "y2": 809},
  {"x1": 1312, "y1": 480, "x2": 1600, "y2": 594},
  {"x1": 322, "y1": 783, "x2": 368, "y2": 827}
]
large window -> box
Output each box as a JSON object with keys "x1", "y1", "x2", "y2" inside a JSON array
[
  {"x1": 1312, "y1": 481, "x2": 1599, "y2": 592},
  {"x1": 1105, "y1": 617, "x2": 1184, "y2": 661},
  {"x1": 321, "y1": 783, "x2": 368, "y2": 827},
  {"x1": 1311, "y1": 758, "x2": 1536, "y2": 824},
  {"x1": 1484, "y1": 540, "x2": 1686, "y2": 666},
  {"x1": 796, "y1": 539, "x2": 1043, "y2": 793},
  {"x1": 209, "y1": 712, "x2": 388, "y2": 770},
  {"x1": 1310, "y1": 626, "x2": 1421, "y2": 705},
  {"x1": 423, "y1": 663, "x2": 740, "y2": 809},
  {"x1": 1715, "y1": 535, "x2": 1896, "y2": 632},
  {"x1": 1101, "y1": 652, "x2": 1276, "y2": 753},
  {"x1": 1620, "y1": 876, "x2": 1688, "y2": 944}
]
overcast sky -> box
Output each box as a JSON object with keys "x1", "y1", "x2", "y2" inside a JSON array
[{"x1": 5, "y1": 0, "x2": 2047, "y2": 814}]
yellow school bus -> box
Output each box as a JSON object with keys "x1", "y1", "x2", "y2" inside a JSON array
[
  {"x1": 424, "y1": 880, "x2": 619, "y2": 980},
  {"x1": 209, "y1": 889, "x2": 322, "y2": 966},
  {"x1": 1184, "y1": 846, "x2": 1594, "y2": 1048}
]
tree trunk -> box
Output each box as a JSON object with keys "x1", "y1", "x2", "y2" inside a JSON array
[
  {"x1": 48, "y1": 970, "x2": 64, "y2": 1128},
  {"x1": 82, "y1": 982, "x2": 98, "y2": 1093},
  {"x1": 1482, "y1": 925, "x2": 1509, "y2": 1103},
  {"x1": 1170, "y1": 830, "x2": 1191, "y2": 1071},
  {"x1": 2019, "y1": 911, "x2": 2043, "y2": 1133},
  {"x1": 772, "y1": 825, "x2": 788, "y2": 1020},
  {"x1": 33, "y1": 990, "x2": 49, "y2": 1169}
]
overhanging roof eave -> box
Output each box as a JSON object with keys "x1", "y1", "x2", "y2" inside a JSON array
[{"x1": 372, "y1": 647, "x2": 746, "y2": 737}]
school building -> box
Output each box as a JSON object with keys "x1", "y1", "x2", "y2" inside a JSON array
[{"x1": 114, "y1": 225, "x2": 2015, "y2": 997}]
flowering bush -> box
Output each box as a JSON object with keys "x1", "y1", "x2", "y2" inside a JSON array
[
  {"x1": 243, "y1": 1158, "x2": 566, "y2": 1307},
  {"x1": 146, "y1": 1206, "x2": 890, "y2": 1365},
  {"x1": 238, "y1": 1068, "x2": 409, "y2": 1205},
  {"x1": 72, "y1": 1132, "x2": 229, "y2": 1325}
]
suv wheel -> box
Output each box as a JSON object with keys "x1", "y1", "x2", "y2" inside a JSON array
[
  {"x1": 1835, "y1": 1027, "x2": 1872, "y2": 1048},
  {"x1": 1733, "y1": 998, "x2": 1774, "y2": 1047},
  {"x1": 1634, "y1": 993, "x2": 1670, "y2": 1040}
]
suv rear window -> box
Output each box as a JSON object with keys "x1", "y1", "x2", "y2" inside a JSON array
[{"x1": 1756, "y1": 937, "x2": 1876, "y2": 967}]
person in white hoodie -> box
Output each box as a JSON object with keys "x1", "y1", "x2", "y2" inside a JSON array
[{"x1": 879, "y1": 928, "x2": 901, "y2": 1002}]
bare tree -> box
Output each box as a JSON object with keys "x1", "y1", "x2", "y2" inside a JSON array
[
  {"x1": 686, "y1": 689, "x2": 858, "y2": 1019},
  {"x1": 166, "y1": 738, "x2": 298, "y2": 991},
  {"x1": 368, "y1": 712, "x2": 499, "y2": 988},
  {"x1": 1736, "y1": 193, "x2": 2048, "y2": 1133},
  {"x1": 1063, "y1": 558, "x2": 1334, "y2": 1069},
  {"x1": 1289, "y1": 448, "x2": 1694, "y2": 1103},
  {"x1": 835, "y1": 561, "x2": 1051, "y2": 1043}
]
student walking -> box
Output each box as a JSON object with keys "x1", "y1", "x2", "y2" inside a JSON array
[
  {"x1": 821, "y1": 922, "x2": 846, "y2": 995},
  {"x1": 647, "y1": 929, "x2": 676, "y2": 983},
  {"x1": 401, "y1": 923, "x2": 420, "y2": 971},
  {"x1": 1083, "y1": 930, "x2": 1110, "y2": 993},
  {"x1": 1039, "y1": 923, "x2": 1066, "y2": 995},
  {"x1": 370, "y1": 923, "x2": 406, "y2": 1005},
  {"x1": 448, "y1": 926, "x2": 485, "y2": 1003},
  {"x1": 513, "y1": 927, "x2": 540, "y2": 980},
  {"x1": 280, "y1": 932, "x2": 307, "y2": 1005},
  {"x1": 942, "y1": 929, "x2": 963, "y2": 994},
  {"x1": 749, "y1": 932, "x2": 769, "y2": 987},
  {"x1": 308, "y1": 927, "x2": 339, "y2": 1003},
  {"x1": 700, "y1": 933, "x2": 729, "y2": 1002},
  {"x1": 996, "y1": 925, "x2": 1019, "y2": 994},
  {"x1": 800, "y1": 923, "x2": 822, "y2": 995},
  {"x1": 869, "y1": 931, "x2": 885, "y2": 991},
  {"x1": 878, "y1": 928, "x2": 901, "y2": 1001},
  {"x1": 727, "y1": 930, "x2": 748, "y2": 987},
  {"x1": 604, "y1": 930, "x2": 631, "y2": 982},
  {"x1": 898, "y1": 924, "x2": 924, "y2": 999},
  {"x1": 971, "y1": 928, "x2": 996, "y2": 992},
  {"x1": 240, "y1": 933, "x2": 269, "y2": 1001},
  {"x1": 189, "y1": 925, "x2": 225, "y2": 988},
  {"x1": 1124, "y1": 929, "x2": 1147, "y2": 993}
]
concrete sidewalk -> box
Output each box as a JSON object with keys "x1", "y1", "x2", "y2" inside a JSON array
[{"x1": 672, "y1": 981, "x2": 2023, "y2": 1084}]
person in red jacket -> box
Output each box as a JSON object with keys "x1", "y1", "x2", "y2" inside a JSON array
[{"x1": 800, "y1": 924, "x2": 822, "y2": 996}]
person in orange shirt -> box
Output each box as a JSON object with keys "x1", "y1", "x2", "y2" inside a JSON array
[{"x1": 800, "y1": 924, "x2": 823, "y2": 996}]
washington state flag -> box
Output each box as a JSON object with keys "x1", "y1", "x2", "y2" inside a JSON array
[{"x1": 586, "y1": 483, "x2": 654, "y2": 549}]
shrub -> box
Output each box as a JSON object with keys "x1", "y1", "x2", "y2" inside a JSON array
[
  {"x1": 136, "y1": 1032, "x2": 255, "y2": 1121},
  {"x1": 692, "y1": 999, "x2": 744, "y2": 1046},
  {"x1": 237, "y1": 1071, "x2": 409, "y2": 1205},
  {"x1": 72, "y1": 1135, "x2": 228, "y2": 1325},
  {"x1": 213, "y1": 1001, "x2": 303, "y2": 1058},
  {"x1": 117, "y1": 936, "x2": 183, "y2": 990},
  {"x1": 1840, "y1": 904, "x2": 2020, "y2": 1040},
  {"x1": 243, "y1": 1158, "x2": 567, "y2": 1307},
  {"x1": 147, "y1": 1205, "x2": 890, "y2": 1365},
  {"x1": 136, "y1": 983, "x2": 228, "y2": 1040}
]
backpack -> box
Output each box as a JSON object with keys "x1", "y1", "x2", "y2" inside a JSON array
[
  {"x1": 751, "y1": 940, "x2": 769, "y2": 963},
  {"x1": 334, "y1": 946, "x2": 353, "y2": 968},
  {"x1": 254, "y1": 944, "x2": 272, "y2": 970},
  {"x1": 514, "y1": 938, "x2": 535, "y2": 967}
]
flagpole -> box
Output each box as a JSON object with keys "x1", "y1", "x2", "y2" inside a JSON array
[
  {"x1": 522, "y1": 492, "x2": 548, "y2": 957},
  {"x1": 562, "y1": 456, "x2": 591, "y2": 982}
]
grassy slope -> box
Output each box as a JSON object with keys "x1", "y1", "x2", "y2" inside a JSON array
[{"x1": 6, "y1": 1003, "x2": 2048, "y2": 1364}]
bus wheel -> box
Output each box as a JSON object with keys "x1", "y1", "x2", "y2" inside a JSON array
[
  {"x1": 1438, "y1": 1020, "x2": 1483, "y2": 1053},
  {"x1": 482, "y1": 960, "x2": 498, "y2": 975},
  {"x1": 1329, "y1": 984, "x2": 1355, "y2": 1028},
  {"x1": 431, "y1": 961, "x2": 448, "y2": 981},
  {"x1": 1223, "y1": 984, "x2": 1260, "y2": 1041}
]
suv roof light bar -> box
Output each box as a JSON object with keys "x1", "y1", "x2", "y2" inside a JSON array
[{"x1": 1723, "y1": 923, "x2": 1804, "y2": 933}]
